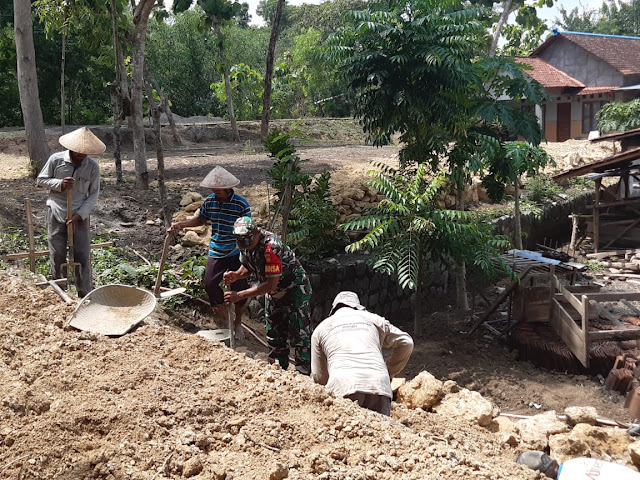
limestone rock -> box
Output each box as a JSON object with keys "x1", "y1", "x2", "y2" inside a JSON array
[
  {"x1": 514, "y1": 411, "x2": 568, "y2": 450},
  {"x1": 549, "y1": 423, "x2": 633, "y2": 466},
  {"x1": 433, "y1": 388, "x2": 499, "y2": 427},
  {"x1": 629, "y1": 441, "x2": 640, "y2": 466},
  {"x1": 182, "y1": 457, "x2": 203, "y2": 477},
  {"x1": 185, "y1": 202, "x2": 201, "y2": 213},
  {"x1": 396, "y1": 371, "x2": 443, "y2": 410},
  {"x1": 180, "y1": 191, "x2": 203, "y2": 206},
  {"x1": 182, "y1": 230, "x2": 206, "y2": 247},
  {"x1": 391, "y1": 377, "x2": 406, "y2": 393},
  {"x1": 269, "y1": 462, "x2": 289, "y2": 480},
  {"x1": 564, "y1": 406, "x2": 598, "y2": 427}
]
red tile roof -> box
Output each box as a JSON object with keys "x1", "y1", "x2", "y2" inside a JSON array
[
  {"x1": 533, "y1": 32, "x2": 640, "y2": 75},
  {"x1": 577, "y1": 86, "x2": 618, "y2": 95},
  {"x1": 515, "y1": 57, "x2": 585, "y2": 88}
]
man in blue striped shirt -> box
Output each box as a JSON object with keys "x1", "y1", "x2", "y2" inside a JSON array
[{"x1": 168, "y1": 166, "x2": 251, "y2": 339}]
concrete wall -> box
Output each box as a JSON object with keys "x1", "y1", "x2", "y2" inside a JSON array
[{"x1": 540, "y1": 37, "x2": 624, "y2": 86}]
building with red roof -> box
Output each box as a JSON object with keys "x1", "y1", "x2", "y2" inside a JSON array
[{"x1": 516, "y1": 30, "x2": 640, "y2": 142}]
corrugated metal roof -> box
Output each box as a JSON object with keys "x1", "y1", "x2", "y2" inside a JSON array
[{"x1": 515, "y1": 57, "x2": 585, "y2": 88}]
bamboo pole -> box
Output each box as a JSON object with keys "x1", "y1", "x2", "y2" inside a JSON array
[
  {"x1": 1, "y1": 242, "x2": 113, "y2": 261},
  {"x1": 24, "y1": 198, "x2": 36, "y2": 272}
]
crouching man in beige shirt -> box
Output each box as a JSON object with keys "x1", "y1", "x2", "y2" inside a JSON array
[{"x1": 311, "y1": 291, "x2": 414, "y2": 416}]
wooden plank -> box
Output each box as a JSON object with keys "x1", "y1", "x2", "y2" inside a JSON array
[
  {"x1": 582, "y1": 295, "x2": 590, "y2": 368},
  {"x1": 555, "y1": 280, "x2": 584, "y2": 315},
  {"x1": 550, "y1": 298, "x2": 588, "y2": 367},
  {"x1": 1, "y1": 242, "x2": 114, "y2": 261},
  {"x1": 594, "y1": 178, "x2": 601, "y2": 253},
  {"x1": 590, "y1": 328, "x2": 640, "y2": 341},
  {"x1": 554, "y1": 295, "x2": 583, "y2": 319},
  {"x1": 621, "y1": 299, "x2": 640, "y2": 316},
  {"x1": 587, "y1": 198, "x2": 640, "y2": 209},
  {"x1": 585, "y1": 292, "x2": 640, "y2": 302},
  {"x1": 552, "y1": 147, "x2": 640, "y2": 181},
  {"x1": 587, "y1": 249, "x2": 640, "y2": 259},
  {"x1": 566, "y1": 285, "x2": 602, "y2": 294}
]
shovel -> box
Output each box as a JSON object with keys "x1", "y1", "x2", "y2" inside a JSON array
[
  {"x1": 153, "y1": 233, "x2": 186, "y2": 299},
  {"x1": 61, "y1": 189, "x2": 81, "y2": 290}
]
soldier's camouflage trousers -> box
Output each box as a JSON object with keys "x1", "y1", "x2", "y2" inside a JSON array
[{"x1": 265, "y1": 276, "x2": 312, "y2": 375}]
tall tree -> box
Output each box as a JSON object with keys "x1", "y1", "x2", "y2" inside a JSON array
[
  {"x1": 326, "y1": 0, "x2": 544, "y2": 318},
  {"x1": 14, "y1": 0, "x2": 49, "y2": 176},
  {"x1": 131, "y1": 0, "x2": 160, "y2": 190},
  {"x1": 174, "y1": 0, "x2": 246, "y2": 142},
  {"x1": 260, "y1": 0, "x2": 284, "y2": 139}
]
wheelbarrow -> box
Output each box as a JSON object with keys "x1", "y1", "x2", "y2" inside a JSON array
[{"x1": 68, "y1": 234, "x2": 185, "y2": 335}]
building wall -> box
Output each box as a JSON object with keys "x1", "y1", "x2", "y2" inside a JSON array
[{"x1": 539, "y1": 37, "x2": 623, "y2": 86}]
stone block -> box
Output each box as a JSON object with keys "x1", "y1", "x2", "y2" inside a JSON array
[
  {"x1": 396, "y1": 371, "x2": 443, "y2": 410},
  {"x1": 434, "y1": 388, "x2": 499, "y2": 427}
]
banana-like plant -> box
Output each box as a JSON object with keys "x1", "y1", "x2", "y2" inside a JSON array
[{"x1": 340, "y1": 162, "x2": 512, "y2": 338}]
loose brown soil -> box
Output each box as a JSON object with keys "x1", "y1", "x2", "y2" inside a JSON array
[{"x1": 0, "y1": 122, "x2": 634, "y2": 479}]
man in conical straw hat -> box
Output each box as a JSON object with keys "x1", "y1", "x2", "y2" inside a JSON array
[
  {"x1": 168, "y1": 166, "x2": 251, "y2": 339},
  {"x1": 36, "y1": 127, "x2": 105, "y2": 297}
]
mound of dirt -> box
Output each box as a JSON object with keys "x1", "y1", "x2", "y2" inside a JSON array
[{"x1": 0, "y1": 270, "x2": 544, "y2": 480}]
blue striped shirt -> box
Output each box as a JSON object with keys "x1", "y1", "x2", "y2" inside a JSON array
[{"x1": 198, "y1": 190, "x2": 251, "y2": 258}]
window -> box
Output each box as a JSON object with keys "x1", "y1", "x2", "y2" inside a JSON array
[{"x1": 582, "y1": 101, "x2": 606, "y2": 134}]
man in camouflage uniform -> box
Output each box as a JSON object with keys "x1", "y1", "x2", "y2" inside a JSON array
[{"x1": 223, "y1": 216, "x2": 312, "y2": 375}]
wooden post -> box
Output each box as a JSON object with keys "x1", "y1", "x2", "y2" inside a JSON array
[
  {"x1": 24, "y1": 198, "x2": 36, "y2": 272},
  {"x1": 569, "y1": 214, "x2": 579, "y2": 254},
  {"x1": 582, "y1": 294, "x2": 590, "y2": 369},
  {"x1": 594, "y1": 178, "x2": 601, "y2": 253}
]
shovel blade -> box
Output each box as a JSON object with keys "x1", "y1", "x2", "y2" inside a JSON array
[{"x1": 159, "y1": 287, "x2": 186, "y2": 298}]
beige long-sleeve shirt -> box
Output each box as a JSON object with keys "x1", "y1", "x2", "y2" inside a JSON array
[
  {"x1": 36, "y1": 150, "x2": 100, "y2": 223},
  {"x1": 311, "y1": 307, "x2": 414, "y2": 399}
]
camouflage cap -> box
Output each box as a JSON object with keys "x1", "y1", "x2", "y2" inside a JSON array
[{"x1": 233, "y1": 216, "x2": 258, "y2": 235}]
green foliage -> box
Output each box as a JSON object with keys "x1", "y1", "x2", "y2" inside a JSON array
[
  {"x1": 324, "y1": 0, "x2": 544, "y2": 170},
  {"x1": 525, "y1": 176, "x2": 563, "y2": 204},
  {"x1": 264, "y1": 128, "x2": 343, "y2": 259},
  {"x1": 211, "y1": 63, "x2": 263, "y2": 120},
  {"x1": 0, "y1": 226, "x2": 49, "y2": 275},
  {"x1": 147, "y1": 10, "x2": 223, "y2": 117},
  {"x1": 596, "y1": 100, "x2": 640, "y2": 134},
  {"x1": 560, "y1": 0, "x2": 640, "y2": 36},
  {"x1": 483, "y1": 141, "x2": 554, "y2": 202},
  {"x1": 340, "y1": 164, "x2": 512, "y2": 291}
]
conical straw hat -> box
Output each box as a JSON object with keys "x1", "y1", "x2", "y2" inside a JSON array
[
  {"x1": 200, "y1": 166, "x2": 240, "y2": 188},
  {"x1": 59, "y1": 127, "x2": 106, "y2": 155}
]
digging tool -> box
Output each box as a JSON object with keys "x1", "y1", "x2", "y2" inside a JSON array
[
  {"x1": 153, "y1": 233, "x2": 185, "y2": 299},
  {"x1": 222, "y1": 273, "x2": 236, "y2": 349},
  {"x1": 61, "y1": 189, "x2": 81, "y2": 290}
]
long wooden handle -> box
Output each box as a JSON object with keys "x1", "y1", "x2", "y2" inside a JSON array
[
  {"x1": 154, "y1": 234, "x2": 173, "y2": 296},
  {"x1": 66, "y1": 188, "x2": 74, "y2": 250}
]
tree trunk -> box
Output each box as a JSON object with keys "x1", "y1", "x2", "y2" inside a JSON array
[
  {"x1": 260, "y1": 0, "x2": 285, "y2": 140},
  {"x1": 146, "y1": 68, "x2": 181, "y2": 146},
  {"x1": 489, "y1": 0, "x2": 514, "y2": 57},
  {"x1": 110, "y1": 0, "x2": 129, "y2": 184},
  {"x1": 214, "y1": 24, "x2": 240, "y2": 142},
  {"x1": 14, "y1": 0, "x2": 49, "y2": 177},
  {"x1": 413, "y1": 250, "x2": 423, "y2": 340},
  {"x1": 513, "y1": 179, "x2": 523, "y2": 250},
  {"x1": 130, "y1": 0, "x2": 156, "y2": 190},
  {"x1": 455, "y1": 182, "x2": 469, "y2": 311},
  {"x1": 145, "y1": 77, "x2": 170, "y2": 228},
  {"x1": 60, "y1": 31, "x2": 66, "y2": 134}
]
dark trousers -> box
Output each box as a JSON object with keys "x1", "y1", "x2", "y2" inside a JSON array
[
  {"x1": 346, "y1": 392, "x2": 392, "y2": 416},
  {"x1": 46, "y1": 206, "x2": 92, "y2": 297},
  {"x1": 204, "y1": 254, "x2": 248, "y2": 307}
]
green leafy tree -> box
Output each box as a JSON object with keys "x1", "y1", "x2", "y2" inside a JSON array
[
  {"x1": 256, "y1": 0, "x2": 292, "y2": 28},
  {"x1": 559, "y1": 0, "x2": 640, "y2": 35},
  {"x1": 147, "y1": 10, "x2": 222, "y2": 116},
  {"x1": 483, "y1": 142, "x2": 553, "y2": 249},
  {"x1": 174, "y1": 0, "x2": 249, "y2": 141},
  {"x1": 596, "y1": 99, "x2": 640, "y2": 134},
  {"x1": 341, "y1": 163, "x2": 511, "y2": 338},
  {"x1": 211, "y1": 63, "x2": 263, "y2": 120},
  {"x1": 326, "y1": 0, "x2": 544, "y2": 310}
]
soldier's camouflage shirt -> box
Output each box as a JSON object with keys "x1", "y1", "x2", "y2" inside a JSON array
[{"x1": 239, "y1": 230, "x2": 307, "y2": 299}]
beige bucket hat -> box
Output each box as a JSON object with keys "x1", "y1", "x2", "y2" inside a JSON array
[
  {"x1": 59, "y1": 127, "x2": 106, "y2": 155},
  {"x1": 200, "y1": 166, "x2": 240, "y2": 189},
  {"x1": 330, "y1": 291, "x2": 366, "y2": 315}
]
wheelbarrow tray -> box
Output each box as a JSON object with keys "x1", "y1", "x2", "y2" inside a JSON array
[{"x1": 68, "y1": 284, "x2": 157, "y2": 336}]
